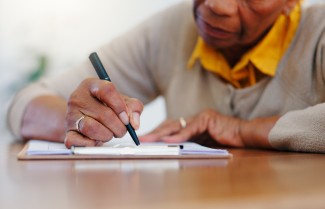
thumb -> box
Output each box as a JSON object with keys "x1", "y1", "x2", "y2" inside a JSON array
[
  {"x1": 123, "y1": 96, "x2": 143, "y2": 130},
  {"x1": 130, "y1": 111, "x2": 141, "y2": 130}
]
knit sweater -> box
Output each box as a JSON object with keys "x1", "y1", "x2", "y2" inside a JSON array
[{"x1": 7, "y1": 1, "x2": 325, "y2": 153}]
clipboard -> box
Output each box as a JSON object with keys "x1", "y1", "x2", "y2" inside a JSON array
[{"x1": 17, "y1": 140, "x2": 232, "y2": 160}]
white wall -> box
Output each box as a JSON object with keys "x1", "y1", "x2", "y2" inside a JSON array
[{"x1": 0, "y1": 0, "x2": 186, "y2": 77}]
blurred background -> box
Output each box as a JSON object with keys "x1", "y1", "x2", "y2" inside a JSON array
[{"x1": 0, "y1": 0, "x2": 324, "y2": 141}]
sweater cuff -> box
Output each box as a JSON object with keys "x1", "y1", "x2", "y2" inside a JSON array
[{"x1": 269, "y1": 103, "x2": 325, "y2": 153}]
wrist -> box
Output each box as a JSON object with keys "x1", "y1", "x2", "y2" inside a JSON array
[
  {"x1": 238, "y1": 119, "x2": 253, "y2": 148},
  {"x1": 239, "y1": 116, "x2": 279, "y2": 149}
]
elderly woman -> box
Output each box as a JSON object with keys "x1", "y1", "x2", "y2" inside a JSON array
[{"x1": 7, "y1": 0, "x2": 325, "y2": 152}]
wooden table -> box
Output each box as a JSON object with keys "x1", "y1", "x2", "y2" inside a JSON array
[{"x1": 1, "y1": 138, "x2": 325, "y2": 209}]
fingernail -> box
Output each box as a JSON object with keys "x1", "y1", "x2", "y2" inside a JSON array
[
  {"x1": 132, "y1": 112, "x2": 140, "y2": 130},
  {"x1": 119, "y1": 111, "x2": 129, "y2": 125}
]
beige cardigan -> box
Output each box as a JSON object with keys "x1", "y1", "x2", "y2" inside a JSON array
[{"x1": 7, "y1": 1, "x2": 325, "y2": 153}]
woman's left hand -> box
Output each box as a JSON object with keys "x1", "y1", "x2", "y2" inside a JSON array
[{"x1": 140, "y1": 109, "x2": 245, "y2": 147}]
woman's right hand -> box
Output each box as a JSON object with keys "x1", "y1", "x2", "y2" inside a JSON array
[{"x1": 64, "y1": 78, "x2": 143, "y2": 148}]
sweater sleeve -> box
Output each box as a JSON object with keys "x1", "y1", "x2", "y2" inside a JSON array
[
  {"x1": 6, "y1": 61, "x2": 95, "y2": 139},
  {"x1": 269, "y1": 40, "x2": 325, "y2": 153},
  {"x1": 269, "y1": 103, "x2": 325, "y2": 153}
]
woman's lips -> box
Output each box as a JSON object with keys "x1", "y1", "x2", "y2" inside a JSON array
[{"x1": 198, "y1": 18, "x2": 236, "y2": 40}]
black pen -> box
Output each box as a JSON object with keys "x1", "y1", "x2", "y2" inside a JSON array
[{"x1": 89, "y1": 52, "x2": 140, "y2": 146}]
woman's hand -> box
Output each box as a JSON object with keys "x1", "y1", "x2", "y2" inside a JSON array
[
  {"x1": 140, "y1": 109, "x2": 278, "y2": 149},
  {"x1": 141, "y1": 109, "x2": 244, "y2": 147},
  {"x1": 64, "y1": 78, "x2": 143, "y2": 148}
]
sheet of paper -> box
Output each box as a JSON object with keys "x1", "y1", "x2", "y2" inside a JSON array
[
  {"x1": 180, "y1": 143, "x2": 229, "y2": 155},
  {"x1": 27, "y1": 140, "x2": 73, "y2": 155},
  {"x1": 26, "y1": 138, "x2": 135, "y2": 155},
  {"x1": 25, "y1": 139, "x2": 229, "y2": 156},
  {"x1": 73, "y1": 145, "x2": 180, "y2": 155}
]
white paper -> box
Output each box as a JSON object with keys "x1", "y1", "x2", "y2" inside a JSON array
[
  {"x1": 180, "y1": 143, "x2": 229, "y2": 155},
  {"x1": 73, "y1": 145, "x2": 180, "y2": 156},
  {"x1": 26, "y1": 140, "x2": 229, "y2": 156},
  {"x1": 27, "y1": 140, "x2": 73, "y2": 155}
]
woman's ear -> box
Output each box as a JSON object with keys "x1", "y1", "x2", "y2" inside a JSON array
[{"x1": 282, "y1": 0, "x2": 298, "y2": 16}]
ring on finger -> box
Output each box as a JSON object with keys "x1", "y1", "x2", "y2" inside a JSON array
[
  {"x1": 75, "y1": 115, "x2": 86, "y2": 132},
  {"x1": 179, "y1": 117, "x2": 187, "y2": 129}
]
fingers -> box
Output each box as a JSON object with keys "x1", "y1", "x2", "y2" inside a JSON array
[
  {"x1": 66, "y1": 82, "x2": 127, "y2": 139},
  {"x1": 65, "y1": 78, "x2": 144, "y2": 148},
  {"x1": 76, "y1": 105, "x2": 127, "y2": 138},
  {"x1": 162, "y1": 118, "x2": 199, "y2": 143},
  {"x1": 75, "y1": 115, "x2": 114, "y2": 142},
  {"x1": 143, "y1": 111, "x2": 212, "y2": 143},
  {"x1": 140, "y1": 119, "x2": 189, "y2": 142},
  {"x1": 131, "y1": 112, "x2": 140, "y2": 130},
  {"x1": 90, "y1": 80, "x2": 130, "y2": 125},
  {"x1": 88, "y1": 79, "x2": 143, "y2": 129},
  {"x1": 65, "y1": 131, "x2": 103, "y2": 148},
  {"x1": 164, "y1": 110, "x2": 245, "y2": 147},
  {"x1": 123, "y1": 96, "x2": 143, "y2": 130},
  {"x1": 65, "y1": 113, "x2": 115, "y2": 148},
  {"x1": 164, "y1": 110, "x2": 220, "y2": 143}
]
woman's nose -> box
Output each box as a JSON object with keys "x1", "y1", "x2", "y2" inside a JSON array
[{"x1": 204, "y1": 0, "x2": 238, "y2": 16}]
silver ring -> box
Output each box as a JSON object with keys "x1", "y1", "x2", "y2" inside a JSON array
[
  {"x1": 179, "y1": 117, "x2": 187, "y2": 128},
  {"x1": 75, "y1": 115, "x2": 85, "y2": 132}
]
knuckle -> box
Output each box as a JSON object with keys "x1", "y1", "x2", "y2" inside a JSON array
[
  {"x1": 98, "y1": 109, "x2": 114, "y2": 123},
  {"x1": 134, "y1": 100, "x2": 144, "y2": 112},
  {"x1": 76, "y1": 78, "x2": 94, "y2": 94},
  {"x1": 94, "y1": 83, "x2": 119, "y2": 105},
  {"x1": 204, "y1": 109, "x2": 214, "y2": 115},
  {"x1": 127, "y1": 97, "x2": 144, "y2": 112},
  {"x1": 67, "y1": 93, "x2": 79, "y2": 108},
  {"x1": 114, "y1": 127, "x2": 127, "y2": 138},
  {"x1": 81, "y1": 78, "x2": 95, "y2": 86},
  {"x1": 200, "y1": 109, "x2": 215, "y2": 120},
  {"x1": 102, "y1": 134, "x2": 114, "y2": 142},
  {"x1": 101, "y1": 82, "x2": 116, "y2": 95},
  {"x1": 80, "y1": 120, "x2": 92, "y2": 135}
]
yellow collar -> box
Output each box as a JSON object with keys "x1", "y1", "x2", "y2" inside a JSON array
[{"x1": 188, "y1": 4, "x2": 301, "y2": 88}]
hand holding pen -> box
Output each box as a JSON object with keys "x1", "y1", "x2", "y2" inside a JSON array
[
  {"x1": 64, "y1": 52, "x2": 143, "y2": 148},
  {"x1": 89, "y1": 52, "x2": 140, "y2": 145}
]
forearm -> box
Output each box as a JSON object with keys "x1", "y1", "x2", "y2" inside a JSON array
[
  {"x1": 21, "y1": 95, "x2": 67, "y2": 143},
  {"x1": 239, "y1": 116, "x2": 280, "y2": 149}
]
